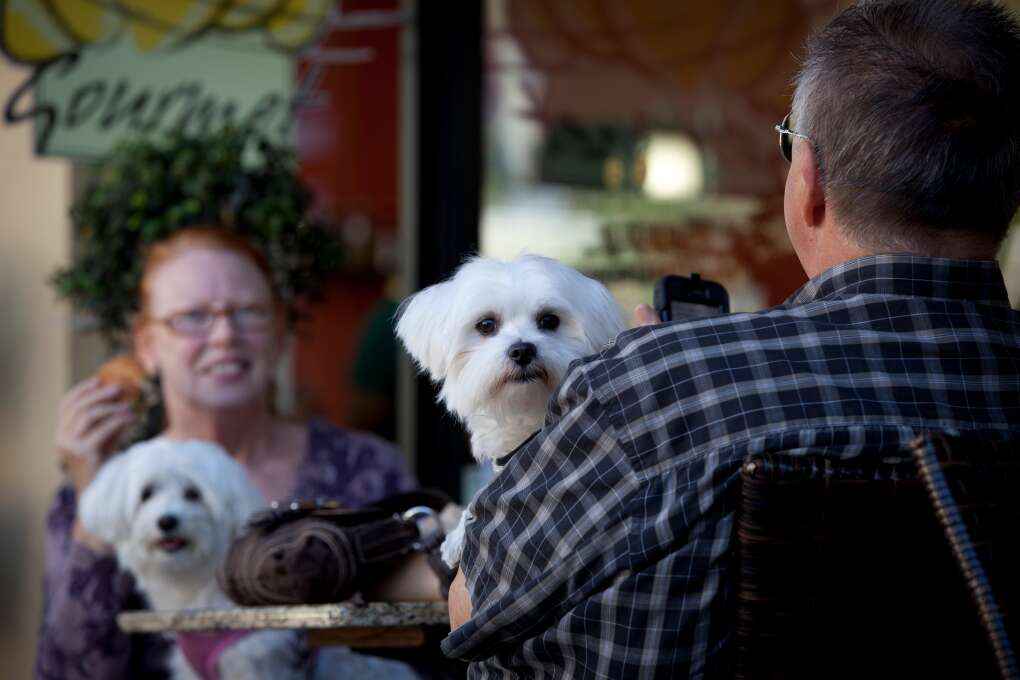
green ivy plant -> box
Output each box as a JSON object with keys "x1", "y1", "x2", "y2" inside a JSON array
[{"x1": 52, "y1": 127, "x2": 343, "y2": 343}]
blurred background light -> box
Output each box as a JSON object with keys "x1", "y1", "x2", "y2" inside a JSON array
[{"x1": 642, "y1": 132, "x2": 704, "y2": 201}]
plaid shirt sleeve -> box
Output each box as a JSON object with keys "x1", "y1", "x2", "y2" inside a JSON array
[{"x1": 441, "y1": 354, "x2": 641, "y2": 661}]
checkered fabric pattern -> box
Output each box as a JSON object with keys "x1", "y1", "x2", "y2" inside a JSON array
[{"x1": 441, "y1": 255, "x2": 1020, "y2": 679}]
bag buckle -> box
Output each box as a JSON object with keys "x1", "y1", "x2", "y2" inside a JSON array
[{"x1": 401, "y1": 505, "x2": 442, "y2": 551}]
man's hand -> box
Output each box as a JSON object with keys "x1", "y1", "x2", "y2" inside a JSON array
[
  {"x1": 632, "y1": 304, "x2": 659, "y2": 327},
  {"x1": 448, "y1": 568, "x2": 472, "y2": 629}
]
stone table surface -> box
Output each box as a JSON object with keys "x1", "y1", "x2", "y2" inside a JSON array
[{"x1": 118, "y1": 601, "x2": 450, "y2": 633}]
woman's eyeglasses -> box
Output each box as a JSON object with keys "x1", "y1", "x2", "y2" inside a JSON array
[
  {"x1": 147, "y1": 304, "x2": 275, "y2": 337},
  {"x1": 775, "y1": 112, "x2": 811, "y2": 162}
]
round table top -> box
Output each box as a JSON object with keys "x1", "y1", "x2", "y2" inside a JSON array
[{"x1": 118, "y1": 601, "x2": 450, "y2": 633}]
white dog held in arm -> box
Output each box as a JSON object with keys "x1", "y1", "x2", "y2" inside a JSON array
[
  {"x1": 79, "y1": 438, "x2": 307, "y2": 680},
  {"x1": 396, "y1": 255, "x2": 626, "y2": 568}
]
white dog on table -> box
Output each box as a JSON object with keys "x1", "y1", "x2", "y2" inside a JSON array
[
  {"x1": 79, "y1": 438, "x2": 313, "y2": 679},
  {"x1": 396, "y1": 255, "x2": 626, "y2": 568},
  {"x1": 81, "y1": 439, "x2": 421, "y2": 680}
]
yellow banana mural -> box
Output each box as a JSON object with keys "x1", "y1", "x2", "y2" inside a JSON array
[{"x1": 1, "y1": 0, "x2": 331, "y2": 64}]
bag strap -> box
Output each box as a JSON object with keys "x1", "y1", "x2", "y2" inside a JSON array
[
  {"x1": 248, "y1": 489, "x2": 453, "y2": 531},
  {"x1": 346, "y1": 513, "x2": 426, "y2": 566},
  {"x1": 245, "y1": 488, "x2": 457, "y2": 598}
]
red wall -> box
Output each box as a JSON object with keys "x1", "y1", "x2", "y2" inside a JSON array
[{"x1": 294, "y1": 0, "x2": 401, "y2": 426}]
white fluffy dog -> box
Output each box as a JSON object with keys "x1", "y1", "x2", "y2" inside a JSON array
[
  {"x1": 79, "y1": 438, "x2": 307, "y2": 679},
  {"x1": 396, "y1": 255, "x2": 626, "y2": 566}
]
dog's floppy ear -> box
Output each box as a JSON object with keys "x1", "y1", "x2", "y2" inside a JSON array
[
  {"x1": 577, "y1": 277, "x2": 627, "y2": 353},
  {"x1": 395, "y1": 281, "x2": 456, "y2": 380},
  {"x1": 79, "y1": 449, "x2": 134, "y2": 544},
  {"x1": 181, "y1": 442, "x2": 265, "y2": 539},
  {"x1": 218, "y1": 464, "x2": 265, "y2": 540}
]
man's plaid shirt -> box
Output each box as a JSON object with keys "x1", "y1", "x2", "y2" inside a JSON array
[{"x1": 442, "y1": 255, "x2": 1020, "y2": 678}]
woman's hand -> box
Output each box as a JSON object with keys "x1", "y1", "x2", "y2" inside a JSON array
[{"x1": 55, "y1": 377, "x2": 136, "y2": 497}]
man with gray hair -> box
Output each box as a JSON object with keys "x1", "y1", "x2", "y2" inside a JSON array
[{"x1": 444, "y1": 1, "x2": 1020, "y2": 677}]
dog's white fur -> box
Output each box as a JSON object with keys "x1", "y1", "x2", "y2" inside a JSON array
[
  {"x1": 79, "y1": 438, "x2": 306, "y2": 680},
  {"x1": 396, "y1": 255, "x2": 625, "y2": 566}
]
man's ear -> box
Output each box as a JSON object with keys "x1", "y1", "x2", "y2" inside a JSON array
[{"x1": 793, "y1": 142, "x2": 826, "y2": 229}]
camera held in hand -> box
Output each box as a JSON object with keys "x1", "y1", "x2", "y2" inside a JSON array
[{"x1": 653, "y1": 273, "x2": 730, "y2": 322}]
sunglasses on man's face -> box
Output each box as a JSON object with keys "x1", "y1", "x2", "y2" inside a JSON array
[{"x1": 774, "y1": 112, "x2": 811, "y2": 162}]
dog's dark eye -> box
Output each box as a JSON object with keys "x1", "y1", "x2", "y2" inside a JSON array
[
  {"x1": 140, "y1": 484, "x2": 154, "y2": 503},
  {"x1": 476, "y1": 317, "x2": 498, "y2": 336},
  {"x1": 184, "y1": 486, "x2": 202, "y2": 502},
  {"x1": 537, "y1": 313, "x2": 560, "y2": 331}
]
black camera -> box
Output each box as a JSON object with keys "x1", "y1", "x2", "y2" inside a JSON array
[{"x1": 653, "y1": 273, "x2": 730, "y2": 322}]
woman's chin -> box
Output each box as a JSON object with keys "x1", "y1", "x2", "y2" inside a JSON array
[{"x1": 193, "y1": 385, "x2": 263, "y2": 411}]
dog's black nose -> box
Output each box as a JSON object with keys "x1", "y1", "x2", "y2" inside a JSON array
[
  {"x1": 157, "y1": 515, "x2": 179, "y2": 533},
  {"x1": 508, "y1": 341, "x2": 537, "y2": 366}
]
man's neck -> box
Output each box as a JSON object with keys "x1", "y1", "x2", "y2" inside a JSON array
[
  {"x1": 884, "y1": 231, "x2": 1000, "y2": 261},
  {"x1": 802, "y1": 233, "x2": 870, "y2": 279},
  {"x1": 800, "y1": 220, "x2": 999, "y2": 280}
]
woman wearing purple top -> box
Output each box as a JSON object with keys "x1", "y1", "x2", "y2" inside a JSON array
[{"x1": 36, "y1": 227, "x2": 424, "y2": 679}]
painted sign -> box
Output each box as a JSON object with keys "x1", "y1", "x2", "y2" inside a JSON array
[{"x1": 1, "y1": 0, "x2": 331, "y2": 158}]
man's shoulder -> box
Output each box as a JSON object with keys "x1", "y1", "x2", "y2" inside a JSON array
[
  {"x1": 581, "y1": 290, "x2": 1019, "y2": 398},
  {"x1": 580, "y1": 305, "x2": 804, "y2": 387},
  {"x1": 567, "y1": 292, "x2": 1020, "y2": 451},
  {"x1": 617, "y1": 306, "x2": 803, "y2": 350}
]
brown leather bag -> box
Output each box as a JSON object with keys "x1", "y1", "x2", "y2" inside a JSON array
[{"x1": 220, "y1": 489, "x2": 455, "y2": 606}]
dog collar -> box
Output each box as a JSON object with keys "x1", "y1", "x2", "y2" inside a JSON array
[{"x1": 495, "y1": 429, "x2": 540, "y2": 469}]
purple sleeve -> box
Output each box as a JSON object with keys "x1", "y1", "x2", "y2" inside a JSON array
[
  {"x1": 34, "y1": 485, "x2": 135, "y2": 680},
  {"x1": 293, "y1": 420, "x2": 417, "y2": 506}
]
